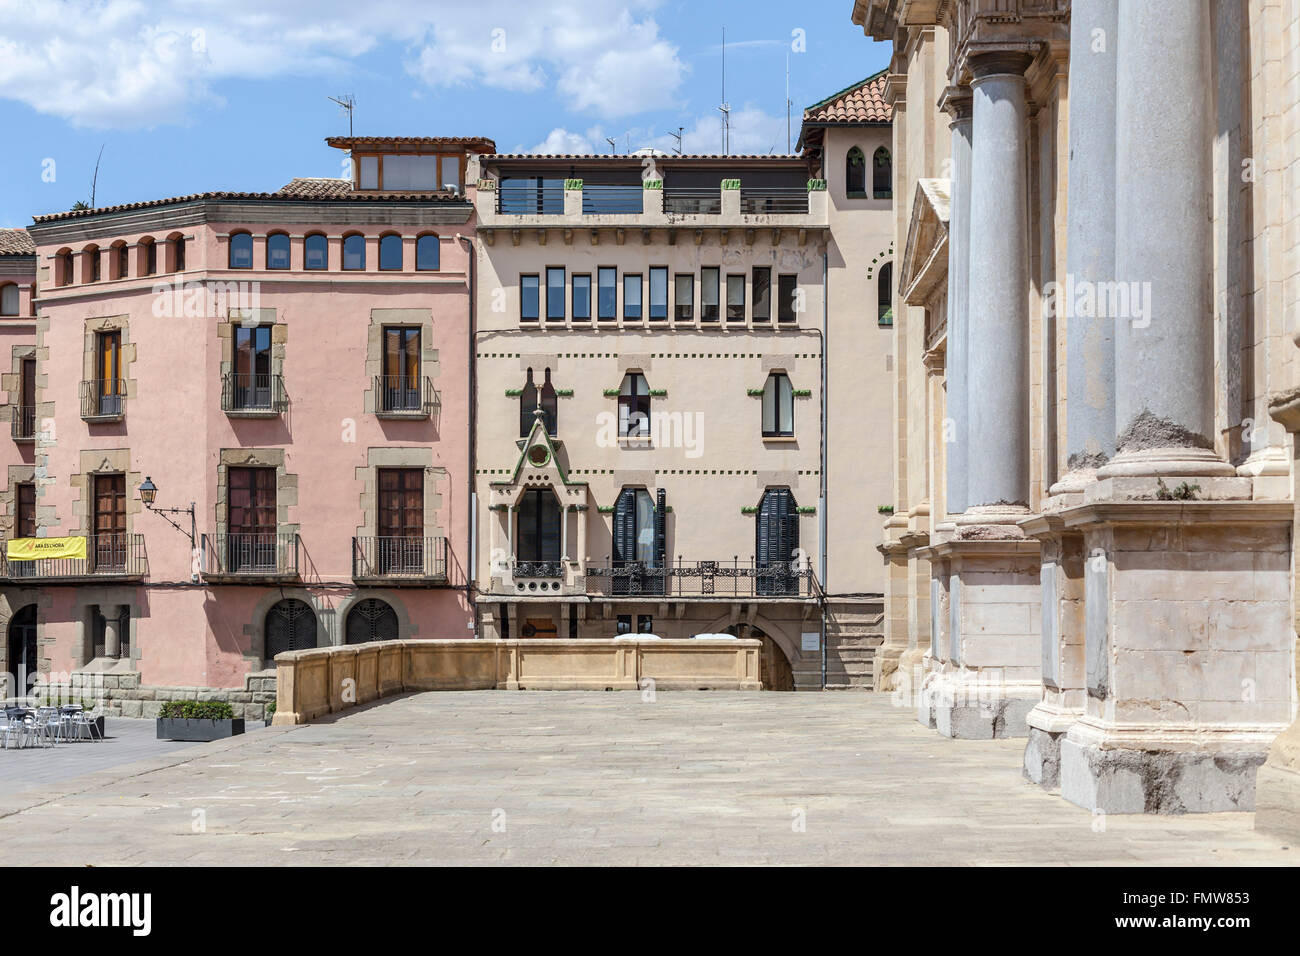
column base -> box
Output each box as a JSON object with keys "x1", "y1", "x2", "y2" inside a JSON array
[
  {"x1": 1254, "y1": 720, "x2": 1300, "y2": 839},
  {"x1": 1023, "y1": 703, "x2": 1080, "y2": 788},
  {"x1": 1061, "y1": 737, "x2": 1265, "y2": 813},
  {"x1": 926, "y1": 671, "x2": 1038, "y2": 739}
]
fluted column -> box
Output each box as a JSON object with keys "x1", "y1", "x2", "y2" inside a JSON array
[
  {"x1": 1107, "y1": 0, "x2": 1228, "y2": 476},
  {"x1": 942, "y1": 86, "x2": 973, "y2": 516},
  {"x1": 965, "y1": 53, "x2": 1032, "y2": 512},
  {"x1": 1057, "y1": 0, "x2": 1118, "y2": 487}
]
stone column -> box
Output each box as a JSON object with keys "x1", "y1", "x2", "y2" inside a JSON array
[
  {"x1": 103, "y1": 605, "x2": 124, "y2": 659},
  {"x1": 941, "y1": 87, "x2": 973, "y2": 516},
  {"x1": 1056, "y1": 0, "x2": 1118, "y2": 487},
  {"x1": 1105, "y1": 0, "x2": 1230, "y2": 478},
  {"x1": 964, "y1": 52, "x2": 1032, "y2": 514}
]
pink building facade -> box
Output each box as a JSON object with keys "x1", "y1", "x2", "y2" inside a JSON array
[{"x1": 4, "y1": 138, "x2": 489, "y2": 717}]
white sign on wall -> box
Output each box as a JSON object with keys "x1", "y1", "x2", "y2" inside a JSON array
[{"x1": 801, "y1": 631, "x2": 820, "y2": 652}]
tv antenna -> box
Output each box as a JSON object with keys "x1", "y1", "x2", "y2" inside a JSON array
[
  {"x1": 328, "y1": 94, "x2": 356, "y2": 137},
  {"x1": 786, "y1": 54, "x2": 792, "y2": 154},
  {"x1": 667, "y1": 127, "x2": 684, "y2": 155},
  {"x1": 605, "y1": 136, "x2": 617, "y2": 155},
  {"x1": 717, "y1": 27, "x2": 731, "y2": 155},
  {"x1": 89, "y1": 143, "x2": 105, "y2": 209}
]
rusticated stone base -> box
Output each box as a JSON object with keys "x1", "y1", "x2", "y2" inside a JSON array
[
  {"x1": 1061, "y1": 738, "x2": 1266, "y2": 813},
  {"x1": 39, "y1": 670, "x2": 278, "y2": 721},
  {"x1": 934, "y1": 695, "x2": 1036, "y2": 740},
  {"x1": 1023, "y1": 726, "x2": 1064, "y2": 787}
]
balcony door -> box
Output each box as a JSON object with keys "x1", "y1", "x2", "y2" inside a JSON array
[
  {"x1": 612, "y1": 487, "x2": 662, "y2": 595},
  {"x1": 12, "y1": 482, "x2": 35, "y2": 578},
  {"x1": 6, "y1": 605, "x2": 37, "y2": 698},
  {"x1": 755, "y1": 488, "x2": 799, "y2": 595},
  {"x1": 233, "y1": 325, "x2": 272, "y2": 409},
  {"x1": 92, "y1": 474, "x2": 126, "y2": 571},
  {"x1": 382, "y1": 327, "x2": 421, "y2": 411},
  {"x1": 516, "y1": 488, "x2": 561, "y2": 569},
  {"x1": 96, "y1": 331, "x2": 122, "y2": 416},
  {"x1": 18, "y1": 357, "x2": 35, "y2": 437},
  {"x1": 228, "y1": 467, "x2": 277, "y2": 572},
  {"x1": 377, "y1": 468, "x2": 423, "y2": 573}
]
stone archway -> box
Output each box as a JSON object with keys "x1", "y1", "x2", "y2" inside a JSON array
[
  {"x1": 6, "y1": 604, "x2": 38, "y2": 699},
  {"x1": 712, "y1": 620, "x2": 795, "y2": 692}
]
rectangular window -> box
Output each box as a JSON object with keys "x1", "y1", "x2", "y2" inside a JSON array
[
  {"x1": 359, "y1": 156, "x2": 379, "y2": 189},
  {"x1": 623, "y1": 274, "x2": 642, "y2": 320},
  {"x1": 382, "y1": 155, "x2": 438, "y2": 190},
  {"x1": 145, "y1": 242, "x2": 157, "y2": 276},
  {"x1": 637, "y1": 614, "x2": 654, "y2": 634},
  {"x1": 521, "y1": 274, "x2": 540, "y2": 322},
  {"x1": 378, "y1": 468, "x2": 424, "y2": 573},
  {"x1": 726, "y1": 274, "x2": 746, "y2": 322},
  {"x1": 572, "y1": 274, "x2": 591, "y2": 321},
  {"x1": 648, "y1": 267, "x2": 668, "y2": 321},
  {"x1": 763, "y1": 373, "x2": 795, "y2": 437},
  {"x1": 546, "y1": 267, "x2": 566, "y2": 322},
  {"x1": 440, "y1": 155, "x2": 461, "y2": 191},
  {"x1": 15, "y1": 482, "x2": 35, "y2": 538},
  {"x1": 598, "y1": 267, "x2": 617, "y2": 321},
  {"x1": 227, "y1": 466, "x2": 276, "y2": 572},
  {"x1": 752, "y1": 267, "x2": 771, "y2": 322},
  {"x1": 701, "y1": 267, "x2": 720, "y2": 322},
  {"x1": 382, "y1": 327, "x2": 421, "y2": 411},
  {"x1": 92, "y1": 473, "x2": 126, "y2": 571},
  {"x1": 233, "y1": 325, "x2": 272, "y2": 410},
  {"x1": 616, "y1": 614, "x2": 633, "y2": 635},
  {"x1": 17, "y1": 357, "x2": 35, "y2": 438},
  {"x1": 778, "y1": 274, "x2": 798, "y2": 323},
  {"x1": 95, "y1": 331, "x2": 122, "y2": 417},
  {"x1": 674, "y1": 274, "x2": 693, "y2": 321}
]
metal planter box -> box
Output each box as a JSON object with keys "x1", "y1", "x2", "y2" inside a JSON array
[{"x1": 156, "y1": 717, "x2": 245, "y2": 741}]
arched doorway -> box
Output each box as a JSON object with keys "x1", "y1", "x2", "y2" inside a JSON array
[
  {"x1": 265, "y1": 599, "x2": 317, "y2": 661},
  {"x1": 727, "y1": 623, "x2": 795, "y2": 691},
  {"x1": 345, "y1": 598, "x2": 399, "y2": 645},
  {"x1": 7, "y1": 605, "x2": 38, "y2": 699}
]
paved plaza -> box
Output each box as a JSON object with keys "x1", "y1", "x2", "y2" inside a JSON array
[{"x1": 0, "y1": 692, "x2": 1293, "y2": 866}]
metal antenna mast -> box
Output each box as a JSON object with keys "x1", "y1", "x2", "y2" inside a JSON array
[
  {"x1": 786, "y1": 54, "x2": 792, "y2": 154},
  {"x1": 605, "y1": 136, "x2": 617, "y2": 155},
  {"x1": 328, "y1": 94, "x2": 356, "y2": 137},
  {"x1": 717, "y1": 27, "x2": 731, "y2": 155},
  {"x1": 667, "y1": 127, "x2": 683, "y2": 155}
]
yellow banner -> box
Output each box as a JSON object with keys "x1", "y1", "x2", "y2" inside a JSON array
[{"x1": 6, "y1": 537, "x2": 87, "y2": 561}]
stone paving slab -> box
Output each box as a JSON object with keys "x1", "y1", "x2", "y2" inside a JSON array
[{"x1": 0, "y1": 692, "x2": 1294, "y2": 865}]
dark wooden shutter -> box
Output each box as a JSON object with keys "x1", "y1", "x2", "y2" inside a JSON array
[
  {"x1": 654, "y1": 488, "x2": 666, "y2": 567},
  {"x1": 612, "y1": 488, "x2": 636, "y2": 564},
  {"x1": 756, "y1": 488, "x2": 798, "y2": 594},
  {"x1": 266, "y1": 599, "x2": 316, "y2": 658},
  {"x1": 346, "y1": 598, "x2": 399, "y2": 645}
]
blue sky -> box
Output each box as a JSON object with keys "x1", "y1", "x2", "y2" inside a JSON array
[{"x1": 0, "y1": 0, "x2": 890, "y2": 227}]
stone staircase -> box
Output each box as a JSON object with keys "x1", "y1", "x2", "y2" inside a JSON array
[{"x1": 792, "y1": 599, "x2": 885, "y2": 691}]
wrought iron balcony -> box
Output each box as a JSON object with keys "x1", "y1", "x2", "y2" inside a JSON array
[
  {"x1": 200, "y1": 533, "x2": 300, "y2": 582},
  {"x1": 10, "y1": 404, "x2": 35, "y2": 440},
  {"x1": 374, "y1": 375, "x2": 439, "y2": 419},
  {"x1": 740, "y1": 188, "x2": 809, "y2": 215},
  {"x1": 221, "y1": 373, "x2": 288, "y2": 416},
  {"x1": 352, "y1": 535, "x2": 448, "y2": 584},
  {"x1": 663, "y1": 187, "x2": 722, "y2": 216},
  {"x1": 584, "y1": 557, "x2": 816, "y2": 599},
  {"x1": 1, "y1": 533, "x2": 147, "y2": 582},
  {"x1": 80, "y1": 379, "x2": 126, "y2": 422}
]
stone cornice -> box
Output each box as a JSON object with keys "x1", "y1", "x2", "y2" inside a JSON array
[{"x1": 1059, "y1": 500, "x2": 1295, "y2": 531}]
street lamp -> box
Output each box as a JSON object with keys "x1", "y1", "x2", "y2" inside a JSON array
[{"x1": 137, "y1": 476, "x2": 196, "y2": 550}]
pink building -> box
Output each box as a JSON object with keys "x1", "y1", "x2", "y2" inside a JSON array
[{"x1": 5, "y1": 137, "x2": 491, "y2": 718}]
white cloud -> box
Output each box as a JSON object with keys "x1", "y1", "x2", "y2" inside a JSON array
[
  {"x1": 526, "y1": 128, "x2": 601, "y2": 155},
  {"x1": 0, "y1": 0, "x2": 685, "y2": 129},
  {"x1": 642, "y1": 106, "x2": 791, "y2": 156}
]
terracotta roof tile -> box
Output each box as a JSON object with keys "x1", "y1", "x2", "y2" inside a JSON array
[
  {"x1": 326, "y1": 136, "x2": 497, "y2": 153},
  {"x1": 277, "y1": 177, "x2": 352, "y2": 198},
  {"x1": 483, "y1": 154, "x2": 804, "y2": 162},
  {"x1": 0, "y1": 228, "x2": 35, "y2": 255},
  {"x1": 802, "y1": 70, "x2": 891, "y2": 125}
]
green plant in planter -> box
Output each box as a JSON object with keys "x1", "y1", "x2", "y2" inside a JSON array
[
  {"x1": 159, "y1": 700, "x2": 236, "y2": 720},
  {"x1": 265, "y1": 701, "x2": 277, "y2": 717},
  {"x1": 877, "y1": 505, "x2": 895, "y2": 515}
]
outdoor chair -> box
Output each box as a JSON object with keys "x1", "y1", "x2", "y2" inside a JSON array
[{"x1": 0, "y1": 710, "x2": 26, "y2": 749}]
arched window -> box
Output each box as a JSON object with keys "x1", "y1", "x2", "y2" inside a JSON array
[
  {"x1": 110, "y1": 241, "x2": 129, "y2": 280},
  {"x1": 142, "y1": 238, "x2": 157, "y2": 276},
  {"x1": 266, "y1": 232, "x2": 290, "y2": 270},
  {"x1": 342, "y1": 234, "x2": 366, "y2": 270},
  {"x1": 755, "y1": 488, "x2": 799, "y2": 595},
  {"x1": 229, "y1": 232, "x2": 253, "y2": 269},
  {"x1": 379, "y1": 234, "x2": 403, "y2": 271},
  {"x1": 7, "y1": 604, "x2": 38, "y2": 696},
  {"x1": 265, "y1": 598, "x2": 316, "y2": 660},
  {"x1": 171, "y1": 235, "x2": 186, "y2": 271},
  {"x1": 345, "y1": 598, "x2": 399, "y2": 644},
  {"x1": 519, "y1": 368, "x2": 558, "y2": 437},
  {"x1": 83, "y1": 245, "x2": 100, "y2": 283},
  {"x1": 618, "y1": 371, "x2": 650, "y2": 437},
  {"x1": 846, "y1": 146, "x2": 866, "y2": 196},
  {"x1": 611, "y1": 487, "x2": 663, "y2": 595},
  {"x1": 304, "y1": 233, "x2": 328, "y2": 270},
  {"x1": 873, "y1": 146, "x2": 892, "y2": 200},
  {"x1": 539, "y1": 368, "x2": 558, "y2": 437},
  {"x1": 762, "y1": 372, "x2": 794, "y2": 437},
  {"x1": 516, "y1": 487, "x2": 561, "y2": 565},
  {"x1": 519, "y1": 367, "x2": 538, "y2": 437},
  {"x1": 0, "y1": 283, "x2": 18, "y2": 316},
  {"x1": 55, "y1": 249, "x2": 73, "y2": 287},
  {"x1": 878, "y1": 262, "x2": 893, "y2": 326},
  {"x1": 416, "y1": 234, "x2": 440, "y2": 271}
]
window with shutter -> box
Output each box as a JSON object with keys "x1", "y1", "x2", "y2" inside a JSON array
[
  {"x1": 345, "y1": 598, "x2": 399, "y2": 644},
  {"x1": 756, "y1": 488, "x2": 799, "y2": 595},
  {"x1": 265, "y1": 599, "x2": 317, "y2": 660}
]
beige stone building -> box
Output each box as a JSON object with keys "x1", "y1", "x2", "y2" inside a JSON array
[
  {"x1": 855, "y1": 0, "x2": 1300, "y2": 815},
  {"x1": 467, "y1": 81, "x2": 894, "y2": 690}
]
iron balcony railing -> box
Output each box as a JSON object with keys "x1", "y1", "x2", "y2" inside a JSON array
[
  {"x1": 352, "y1": 536, "x2": 448, "y2": 582},
  {"x1": 663, "y1": 187, "x2": 722, "y2": 215},
  {"x1": 581, "y1": 184, "x2": 644, "y2": 214},
  {"x1": 496, "y1": 185, "x2": 565, "y2": 215},
  {"x1": 80, "y1": 379, "x2": 126, "y2": 421},
  {"x1": 10, "y1": 404, "x2": 35, "y2": 440},
  {"x1": 374, "y1": 376, "x2": 439, "y2": 418},
  {"x1": 740, "y1": 188, "x2": 809, "y2": 215},
  {"x1": 200, "y1": 533, "x2": 300, "y2": 579},
  {"x1": 512, "y1": 559, "x2": 565, "y2": 579},
  {"x1": 221, "y1": 373, "x2": 288, "y2": 414},
  {"x1": 2, "y1": 533, "x2": 147, "y2": 580},
  {"x1": 584, "y1": 557, "x2": 815, "y2": 598}
]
